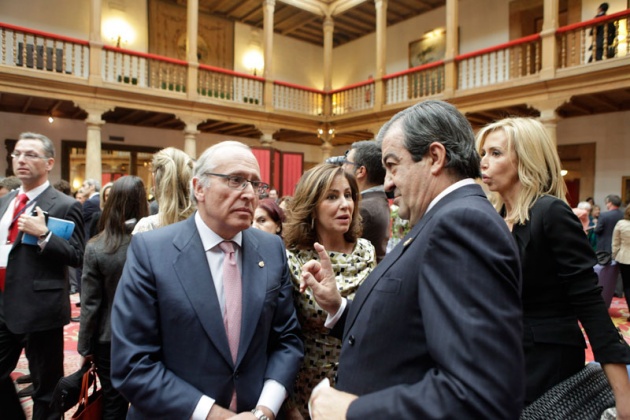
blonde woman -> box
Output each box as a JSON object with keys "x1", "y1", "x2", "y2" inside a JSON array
[
  {"x1": 282, "y1": 163, "x2": 375, "y2": 419},
  {"x1": 133, "y1": 147, "x2": 194, "y2": 233},
  {"x1": 477, "y1": 117, "x2": 630, "y2": 415}
]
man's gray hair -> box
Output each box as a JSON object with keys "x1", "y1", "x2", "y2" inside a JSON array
[
  {"x1": 84, "y1": 178, "x2": 101, "y2": 192},
  {"x1": 190, "y1": 141, "x2": 252, "y2": 204},
  {"x1": 19, "y1": 132, "x2": 55, "y2": 158}
]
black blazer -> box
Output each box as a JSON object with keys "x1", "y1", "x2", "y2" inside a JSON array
[
  {"x1": 511, "y1": 195, "x2": 630, "y2": 399},
  {"x1": 332, "y1": 184, "x2": 525, "y2": 419},
  {"x1": 595, "y1": 208, "x2": 624, "y2": 253},
  {"x1": 0, "y1": 186, "x2": 85, "y2": 334}
]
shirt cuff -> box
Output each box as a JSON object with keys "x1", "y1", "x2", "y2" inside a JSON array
[
  {"x1": 257, "y1": 379, "x2": 287, "y2": 417},
  {"x1": 192, "y1": 395, "x2": 214, "y2": 420},
  {"x1": 37, "y1": 231, "x2": 52, "y2": 249},
  {"x1": 324, "y1": 298, "x2": 347, "y2": 329}
]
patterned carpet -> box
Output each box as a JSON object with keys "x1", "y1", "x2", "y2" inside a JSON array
[{"x1": 10, "y1": 294, "x2": 630, "y2": 419}]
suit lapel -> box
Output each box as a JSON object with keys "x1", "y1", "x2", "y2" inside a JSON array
[
  {"x1": 12, "y1": 186, "x2": 57, "y2": 246},
  {"x1": 343, "y1": 184, "x2": 486, "y2": 334},
  {"x1": 171, "y1": 218, "x2": 233, "y2": 366},
  {"x1": 237, "y1": 229, "x2": 266, "y2": 365}
]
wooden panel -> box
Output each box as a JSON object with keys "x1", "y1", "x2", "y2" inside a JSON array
[{"x1": 149, "y1": 0, "x2": 234, "y2": 69}]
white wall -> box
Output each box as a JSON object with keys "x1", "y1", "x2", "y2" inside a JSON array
[
  {"x1": 331, "y1": 0, "x2": 508, "y2": 88},
  {"x1": 557, "y1": 111, "x2": 630, "y2": 206}
]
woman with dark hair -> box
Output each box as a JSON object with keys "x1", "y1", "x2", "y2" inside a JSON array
[
  {"x1": 78, "y1": 176, "x2": 149, "y2": 419},
  {"x1": 282, "y1": 163, "x2": 375, "y2": 419},
  {"x1": 253, "y1": 198, "x2": 285, "y2": 235}
]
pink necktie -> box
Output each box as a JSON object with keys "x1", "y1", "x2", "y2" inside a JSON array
[{"x1": 219, "y1": 241, "x2": 242, "y2": 411}]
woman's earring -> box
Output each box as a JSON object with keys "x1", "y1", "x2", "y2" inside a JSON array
[
  {"x1": 276, "y1": 227, "x2": 281, "y2": 233},
  {"x1": 311, "y1": 217, "x2": 315, "y2": 230}
]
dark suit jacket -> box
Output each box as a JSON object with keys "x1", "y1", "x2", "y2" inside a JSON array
[
  {"x1": 511, "y1": 196, "x2": 630, "y2": 402},
  {"x1": 595, "y1": 208, "x2": 624, "y2": 253},
  {"x1": 0, "y1": 187, "x2": 85, "y2": 334},
  {"x1": 111, "y1": 216, "x2": 303, "y2": 419},
  {"x1": 78, "y1": 234, "x2": 131, "y2": 355},
  {"x1": 332, "y1": 183, "x2": 524, "y2": 419},
  {"x1": 82, "y1": 194, "x2": 100, "y2": 238},
  {"x1": 359, "y1": 189, "x2": 390, "y2": 264}
]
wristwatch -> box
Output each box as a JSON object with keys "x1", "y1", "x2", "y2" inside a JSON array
[{"x1": 251, "y1": 408, "x2": 269, "y2": 420}]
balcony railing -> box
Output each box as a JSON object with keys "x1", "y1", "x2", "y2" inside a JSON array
[
  {"x1": 383, "y1": 61, "x2": 445, "y2": 105},
  {"x1": 199, "y1": 64, "x2": 264, "y2": 106},
  {"x1": 0, "y1": 22, "x2": 89, "y2": 77},
  {"x1": 1, "y1": 12, "x2": 629, "y2": 120},
  {"x1": 330, "y1": 79, "x2": 375, "y2": 115},
  {"x1": 273, "y1": 81, "x2": 324, "y2": 115},
  {"x1": 557, "y1": 9, "x2": 630, "y2": 68},
  {"x1": 456, "y1": 34, "x2": 542, "y2": 90},
  {"x1": 103, "y1": 46, "x2": 187, "y2": 93}
]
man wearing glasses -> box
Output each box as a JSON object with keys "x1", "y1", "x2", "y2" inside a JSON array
[
  {"x1": 0, "y1": 132, "x2": 85, "y2": 420},
  {"x1": 111, "y1": 141, "x2": 303, "y2": 420}
]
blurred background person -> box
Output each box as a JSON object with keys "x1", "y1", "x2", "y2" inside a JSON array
[
  {"x1": 52, "y1": 179, "x2": 71, "y2": 196},
  {"x1": 268, "y1": 187, "x2": 279, "y2": 202},
  {"x1": 253, "y1": 198, "x2": 285, "y2": 236},
  {"x1": 573, "y1": 201, "x2": 592, "y2": 233},
  {"x1": 133, "y1": 147, "x2": 194, "y2": 233},
  {"x1": 613, "y1": 205, "x2": 630, "y2": 322},
  {"x1": 282, "y1": 163, "x2": 375, "y2": 419},
  {"x1": 342, "y1": 140, "x2": 390, "y2": 264},
  {"x1": 88, "y1": 181, "x2": 113, "y2": 239},
  {"x1": 477, "y1": 117, "x2": 630, "y2": 414},
  {"x1": 590, "y1": 204, "x2": 602, "y2": 250},
  {"x1": 0, "y1": 176, "x2": 21, "y2": 197},
  {"x1": 78, "y1": 176, "x2": 149, "y2": 419},
  {"x1": 278, "y1": 195, "x2": 292, "y2": 212}
]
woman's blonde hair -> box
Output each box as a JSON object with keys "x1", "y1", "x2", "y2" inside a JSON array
[
  {"x1": 476, "y1": 117, "x2": 567, "y2": 225},
  {"x1": 153, "y1": 147, "x2": 195, "y2": 226},
  {"x1": 283, "y1": 163, "x2": 362, "y2": 250}
]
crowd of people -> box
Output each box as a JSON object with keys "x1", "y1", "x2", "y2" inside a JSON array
[{"x1": 1, "y1": 99, "x2": 630, "y2": 420}]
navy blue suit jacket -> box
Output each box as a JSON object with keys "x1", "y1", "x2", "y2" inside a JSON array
[
  {"x1": 111, "y1": 216, "x2": 303, "y2": 419},
  {"x1": 595, "y1": 208, "x2": 623, "y2": 253},
  {"x1": 332, "y1": 183, "x2": 525, "y2": 419}
]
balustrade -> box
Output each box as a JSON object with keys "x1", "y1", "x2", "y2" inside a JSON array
[
  {"x1": 273, "y1": 81, "x2": 324, "y2": 115},
  {"x1": 383, "y1": 62, "x2": 445, "y2": 105},
  {"x1": 331, "y1": 80, "x2": 375, "y2": 115},
  {"x1": 198, "y1": 64, "x2": 263, "y2": 106}
]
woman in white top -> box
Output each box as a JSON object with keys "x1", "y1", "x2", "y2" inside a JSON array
[
  {"x1": 612, "y1": 204, "x2": 630, "y2": 321},
  {"x1": 133, "y1": 147, "x2": 195, "y2": 234}
]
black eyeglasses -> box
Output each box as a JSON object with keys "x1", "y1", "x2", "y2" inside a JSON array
[
  {"x1": 205, "y1": 173, "x2": 270, "y2": 194},
  {"x1": 343, "y1": 159, "x2": 360, "y2": 167}
]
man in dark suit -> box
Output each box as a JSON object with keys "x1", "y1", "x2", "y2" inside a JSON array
[
  {"x1": 81, "y1": 178, "x2": 100, "y2": 238},
  {"x1": 343, "y1": 140, "x2": 390, "y2": 263},
  {"x1": 111, "y1": 141, "x2": 303, "y2": 419},
  {"x1": 302, "y1": 101, "x2": 524, "y2": 419},
  {"x1": 0, "y1": 132, "x2": 85, "y2": 420},
  {"x1": 596, "y1": 194, "x2": 623, "y2": 253}
]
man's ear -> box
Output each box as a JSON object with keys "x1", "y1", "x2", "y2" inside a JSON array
[
  {"x1": 192, "y1": 177, "x2": 205, "y2": 202},
  {"x1": 428, "y1": 142, "x2": 447, "y2": 175},
  {"x1": 355, "y1": 165, "x2": 367, "y2": 180}
]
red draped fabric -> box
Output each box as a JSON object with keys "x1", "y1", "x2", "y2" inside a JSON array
[
  {"x1": 251, "y1": 148, "x2": 271, "y2": 184},
  {"x1": 281, "y1": 153, "x2": 303, "y2": 196}
]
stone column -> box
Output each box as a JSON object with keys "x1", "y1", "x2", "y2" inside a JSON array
[
  {"x1": 323, "y1": 16, "x2": 334, "y2": 116},
  {"x1": 263, "y1": 0, "x2": 276, "y2": 111},
  {"x1": 373, "y1": 0, "x2": 387, "y2": 112},
  {"x1": 443, "y1": 0, "x2": 459, "y2": 95},
  {"x1": 528, "y1": 98, "x2": 567, "y2": 145},
  {"x1": 540, "y1": 0, "x2": 559, "y2": 79},
  {"x1": 178, "y1": 116, "x2": 204, "y2": 159},
  {"x1": 186, "y1": 0, "x2": 199, "y2": 100},
  {"x1": 258, "y1": 126, "x2": 277, "y2": 148},
  {"x1": 76, "y1": 103, "x2": 112, "y2": 183},
  {"x1": 88, "y1": 0, "x2": 104, "y2": 85},
  {"x1": 320, "y1": 139, "x2": 334, "y2": 162}
]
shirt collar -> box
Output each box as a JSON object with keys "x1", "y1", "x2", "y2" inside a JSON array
[
  {"x1": 194, "y1": 211, "x2": 243, "y2": 251},
  {"x1": 425, "y1": 178, "x2": 476, "y2": 215},
  {"x1": 361, "y1": 185, "x2": 385, "y2": 195},
  {"x1": 19, "y1": 181, "x2": 50, "y2": 201}
]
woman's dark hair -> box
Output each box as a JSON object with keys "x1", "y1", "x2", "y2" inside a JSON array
[
  {"x1": 257, "y1": 198, "x2": 285, "y2": 235},
  {"x1": 97, "y1": 176, "x2": 149, "y2": 253}
]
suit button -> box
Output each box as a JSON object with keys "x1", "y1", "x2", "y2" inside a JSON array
[
  {"x1": 348, "y1": 335, "x2": 355, "y2": 346},
  {"x1": 234, "y1": 370, "x2": 240, "y2": 379}
]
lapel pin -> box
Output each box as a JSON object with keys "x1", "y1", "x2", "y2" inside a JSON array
[
  {"x1": 403, "y1": 238, "x2": 414, "y2": 247},
  {"x1": 259, "y1": 261, "x2": 265, "y2": 268}
]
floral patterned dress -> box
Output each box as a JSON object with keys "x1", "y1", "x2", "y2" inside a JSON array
[{"x1": 286, "y1": 238, "x2": 376, "y2": 417}]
